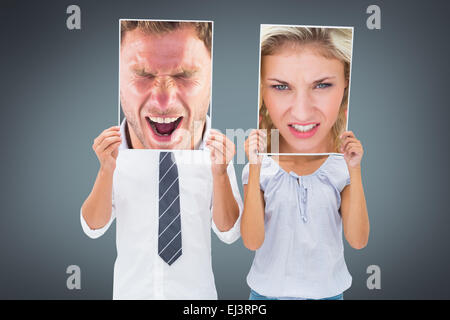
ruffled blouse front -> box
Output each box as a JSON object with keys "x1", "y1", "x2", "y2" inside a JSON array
[{"x1": 242, "y1": 155, "x2": 352, "y2": 299}]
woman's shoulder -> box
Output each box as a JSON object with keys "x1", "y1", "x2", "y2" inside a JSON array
[
  {"x1": 322, "y1": 154, "x2": 348, "y2": 171},
  {"x1": 242, "y1": 156, "x2": 283, "y2": 189},
  {"x1": 261, "y1": 155, "x2": 280, "y2": 174},
  {"x1": 316, "y1": 155, "x2": 350, "y2": 191}
]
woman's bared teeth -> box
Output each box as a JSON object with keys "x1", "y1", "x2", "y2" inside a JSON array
[
  {"x1": 290, "y1": 123, "x2": 318, "y2": 132},
  {"x1": 148, "y1": 116, "x2": 180, "y2": 124}
]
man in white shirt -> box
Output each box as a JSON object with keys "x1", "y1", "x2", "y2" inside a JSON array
[{"x1": 81, "y1": 20, "x2": 242, "y2": 299}]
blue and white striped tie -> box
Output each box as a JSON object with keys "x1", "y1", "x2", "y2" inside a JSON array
[{"x1": 158, "y1": 151, "x2": 182, "y2": 265}]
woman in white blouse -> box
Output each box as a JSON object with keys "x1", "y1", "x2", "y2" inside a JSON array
[{"x1": 241, "y1": 25, "x2": 369, "y2": 300}]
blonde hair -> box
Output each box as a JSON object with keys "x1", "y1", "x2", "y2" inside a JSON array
[{"x1": 259, "y1": 25, "x2": 352, "y2": 152}]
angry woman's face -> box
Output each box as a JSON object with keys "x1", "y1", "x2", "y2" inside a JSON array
[{"x1": 261, "y1": 44, "x2": 347, "y2": 153}]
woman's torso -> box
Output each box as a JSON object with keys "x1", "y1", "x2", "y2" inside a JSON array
[{"x1": 242, "y1": 154, "x2": 352, "y2": 299}]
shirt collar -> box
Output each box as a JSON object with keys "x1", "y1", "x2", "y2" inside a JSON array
[{"x1": 119, "y1": 115, "x2": 211, "y2": 151}]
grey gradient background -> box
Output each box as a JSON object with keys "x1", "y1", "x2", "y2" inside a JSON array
[{"x1": 0, "y1": 0, "x2": 449, "y2": 299}]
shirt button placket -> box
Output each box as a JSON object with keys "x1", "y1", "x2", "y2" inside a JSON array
[{"x1": 299, "y1": 177, "x2": 308, "y2": 223}]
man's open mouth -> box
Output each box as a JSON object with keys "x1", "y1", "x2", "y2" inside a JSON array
[{"x1": 146, "y1": 116, "x2": 183, "y2": 136}]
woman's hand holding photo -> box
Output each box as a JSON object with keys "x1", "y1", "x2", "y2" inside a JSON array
[
  {"x1": 340, "y1": 131, "x2": 363, "y2": 169},
  {"x1": 339, "y1": 130, "x2": 369, "y2": 250},
  {"x1": 245, "y1": 129, "x2": 267, "y2": 165}
]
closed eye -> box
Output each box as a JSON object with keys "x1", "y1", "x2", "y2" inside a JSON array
[
  {"x1": 174, "y1": 74, "x2": 190, "y2": 80},
  {"x1": 135, "y1": 69, "x2": 155, "y2": 79},
  {"x1": 173, "y1": 70, "x2": 196, "y2": 80}
]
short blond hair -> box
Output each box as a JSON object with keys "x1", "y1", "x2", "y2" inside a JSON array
[
  {"x1": 259, "y1": 26, "x2": 352, "y2": 152},
  {"x1": 120, "y1": 20, "x2": 212, "y2": 55}
]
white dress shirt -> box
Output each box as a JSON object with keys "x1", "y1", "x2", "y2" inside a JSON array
[{"x1": 81, "y1": 116, "x2": 243, "y2": 299}]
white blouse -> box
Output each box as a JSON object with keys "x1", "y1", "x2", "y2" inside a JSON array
[{"x1": 242, "y1": 155, "x2": 352, "y2": 299}]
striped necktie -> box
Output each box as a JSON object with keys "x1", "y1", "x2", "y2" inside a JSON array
[{"x1": 158, "y1": 151, "x2": 182, "y2": 265}]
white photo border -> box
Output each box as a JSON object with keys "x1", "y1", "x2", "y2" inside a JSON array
[
  {"x1": 117, "y1": 18, "x2": 214, "y2": 153},
  {"x1": 256, "y1": 24, "x2": 354, "y2": 156}
]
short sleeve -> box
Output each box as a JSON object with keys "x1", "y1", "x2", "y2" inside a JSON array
[
  {"x1": 241, "y1": 156, "x2": 278, "y2": 192},
  {"x1": 211, "y1": 161, "x2": 243, "y2": 244},
  {"x1": 320, "y1": 155, "x2": 350, "y2": 192},
  {"x1": 338, "y1": 159, "x2": 351, "y2": 191},
  {"x1": 344, "y1": 174, "x2": 351, "y2": 189},
  {"x1": 80, "y1": 192, "x2": 116, "y2": 239},
  {"x1": 242, "y1": 163, "x2": 250, "y2": 185}
]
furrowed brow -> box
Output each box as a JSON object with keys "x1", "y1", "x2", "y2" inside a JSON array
[
  {"x1": 173, "y1": 69, "x2": 198, "y2": 78},
  {"x1": 267, "y1": 78, "x2": 289, "y2": 84},
  {"x1": 132, "y1": 66, "x2": 155, "y2": 77},
  {"x1": 313, "y1": 76, "x2": 336, "y2": 84}
]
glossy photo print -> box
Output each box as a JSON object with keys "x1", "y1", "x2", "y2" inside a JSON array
[
  {"x1": 119, "y1": 19, "x2": 213, "y2": 151},
  {"x1": 257, "y1": 24, "x2": 353, "y2": 155}
]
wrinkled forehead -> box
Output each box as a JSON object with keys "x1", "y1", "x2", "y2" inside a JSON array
[
  {"x1": 265, "y1": 41, "x2": 338, "y2": 62},
  {"x1": 121, "y1": 28, "x2": 211, "y2": 73},
  {"x1": 261, "y1": 47, "x2": 345, "y2": 83}
]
